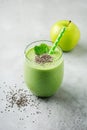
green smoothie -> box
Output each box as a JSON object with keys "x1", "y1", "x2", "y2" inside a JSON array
[{"x1": 24, "y1": 40, "x2": 64, "y2": 97}]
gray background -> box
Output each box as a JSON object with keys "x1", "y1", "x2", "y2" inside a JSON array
[{"x1": 0, "y1": 0, "x2": 87, "y2": 130}]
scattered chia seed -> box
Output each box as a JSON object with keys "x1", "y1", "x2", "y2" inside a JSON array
[
  {"x1": 33, "y1": 113, "x2": 35, "y2": 115},
  {"x1": 3, "y1": 82, "x2": 6, "y2": 84},
  {"x1": 0, "y1": 111, "x2": 3, "y2": 113},
  {"x1": 36, "y1": 111, "x2": 41, "y2": 114},
  {"x1": 32, "y1": 120, "x2": 35, "y2": 123},
  {"x1": 48, "y1": 115, "x2": 50, "y2": 117},
  {"x1": 3, "y1": 90, "x2": 6, "y2": 93},
  {"x1": 0, "y1": 80, "x2": 53, "y2": 126},
  {"x1": 6, "y1": 88, "x2": 30, "y2": 108},
  {"x1": 21, "y1": 75, "x2": 23, "y2": 78},
  {"x1": 22, "y1": 81, "x2": 24, "y2": 84}
]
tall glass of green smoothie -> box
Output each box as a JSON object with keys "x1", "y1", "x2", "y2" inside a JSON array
[{"x1": 24, "y1": 40, "x2": 64, "y2": 97}]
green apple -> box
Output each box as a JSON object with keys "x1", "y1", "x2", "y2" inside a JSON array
[{"x1": 50, "y1": 20, "x2": 80, "y2": 51}]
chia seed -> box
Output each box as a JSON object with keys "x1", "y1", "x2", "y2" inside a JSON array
[{"x1": 35, "y1": 54, "x2": 53, "y2": 64}]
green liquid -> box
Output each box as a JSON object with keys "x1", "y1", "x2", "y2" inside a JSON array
[{"x1": 24, "y1": 45, "x2": 64, "y2": 97}]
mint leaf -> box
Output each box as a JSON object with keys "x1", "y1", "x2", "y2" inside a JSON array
[{"x1": 34, "y1": 43, "x2": 49, "y2": 55}]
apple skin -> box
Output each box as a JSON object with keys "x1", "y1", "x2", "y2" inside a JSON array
[{"x1": 50, "y1": 20, "x2": 80, "y2": 51}]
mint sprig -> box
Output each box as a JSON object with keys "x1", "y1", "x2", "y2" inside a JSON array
[{"x1": 34, "y1": 43, "x2": 49, "y2": 55}]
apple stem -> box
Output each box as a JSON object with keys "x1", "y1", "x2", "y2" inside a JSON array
[
  {"x1": 49, "y1": 20, "x2": 71, "y2": 54},
  {"x1": 67, "y1": 20, "x2": 71, "y2": 26}
]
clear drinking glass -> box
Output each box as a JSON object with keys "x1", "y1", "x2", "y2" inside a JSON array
[{"x1": 24, "y1": 40, "x2": 64, "y2": 97}]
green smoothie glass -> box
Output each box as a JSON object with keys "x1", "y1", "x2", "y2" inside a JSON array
[{"x1": 24, "y1": 40, "x2": 64, "y2": 97}]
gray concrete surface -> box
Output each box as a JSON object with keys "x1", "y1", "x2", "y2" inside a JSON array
[{"x1": 0, "y1": 0, "x2": 87, "y2": 130}]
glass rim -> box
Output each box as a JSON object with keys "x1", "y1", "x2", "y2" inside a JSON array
[{"x1": 24, "y1": 40, "x2": 63, "y2": 61}]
